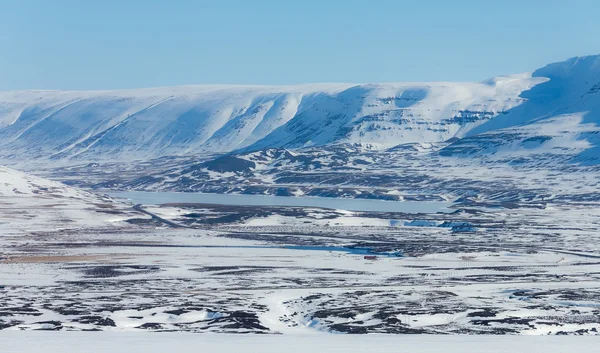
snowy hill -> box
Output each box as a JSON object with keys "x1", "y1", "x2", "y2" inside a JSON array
[
  {"x1": 0, "y1": 164, "x2": 95, "y2": 198},
  {"x1": 0, "y1": 165, "x2": 139, "y2": 235}
]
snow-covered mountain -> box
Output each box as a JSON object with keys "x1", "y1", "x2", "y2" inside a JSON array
[
  {"x1": 1, "y1": 79, "x2": 525, "y2": 161},
  {"x1": 0, "y1": 55, "x2": 598, "y2": 165},
  {"x1": 441, "y1": 55, "x2": 600, "y2": 164}
]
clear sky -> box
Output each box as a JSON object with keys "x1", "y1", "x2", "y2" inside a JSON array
[{"x1": 1, "y1": 0, "x2": 599, "y2": 90}]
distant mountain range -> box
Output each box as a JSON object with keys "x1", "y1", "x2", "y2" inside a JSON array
[{"x1": 1, "y1": 54, "x2": 598, "y2": 166}]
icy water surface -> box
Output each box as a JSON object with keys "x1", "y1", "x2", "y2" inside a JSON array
[{"x1": 110, "y1": 191, "x2": 452, "y2": 213}]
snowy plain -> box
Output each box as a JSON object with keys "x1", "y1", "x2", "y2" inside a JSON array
[
  {"x1": 2, "y1": 165, "x2": 600, "y2": 335},
  {"x1": 2, "y1": 333, "x2": 600, "y2": 353}
]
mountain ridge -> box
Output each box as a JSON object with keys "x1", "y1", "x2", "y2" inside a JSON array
[{"x1": 0, "y1": 54, "x2": 598, "y2": 165}]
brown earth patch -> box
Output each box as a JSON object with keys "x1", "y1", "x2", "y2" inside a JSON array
[{"x1": 1, "y1": 255, "x2": 108, "y2": 264}]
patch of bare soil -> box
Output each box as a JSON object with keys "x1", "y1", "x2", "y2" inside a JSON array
[{"x1": 1, "y1": 255, "x2": 108, "y2": 264}]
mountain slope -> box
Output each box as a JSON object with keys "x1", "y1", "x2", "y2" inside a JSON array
[
  {"x1": 441, "y1": 55, "x2": 600, "y2": 164},
  {"x1": 244, "y1": 76, "x2": 541, "y2": 152},
  {"x1": 467, "y1": 55, "x2": 600, "y2": 136}
]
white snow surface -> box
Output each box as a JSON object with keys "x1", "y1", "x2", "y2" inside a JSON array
[{"x1": 2, "y1": 333, "x2": 599, "y2": 353}]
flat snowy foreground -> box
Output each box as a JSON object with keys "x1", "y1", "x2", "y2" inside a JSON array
[
  {"x1": 2, "y1": 333, "x2": 599, "y2": 353},
  {"x1": 3, "y1": 165, "x2": 600, "y2": 335}
]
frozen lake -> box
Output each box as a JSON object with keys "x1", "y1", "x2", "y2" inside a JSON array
[{"x1": 110, "y1": 191, "x2": 452, "y2": 213}]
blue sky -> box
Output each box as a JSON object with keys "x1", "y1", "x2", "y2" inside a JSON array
[{"x1": 1, "y1": 0, "x2": 598, "y2": 90}]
